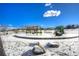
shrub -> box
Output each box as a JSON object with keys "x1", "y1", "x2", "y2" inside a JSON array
[{"x1": 55, "y1": 26, "x2": 64, "y2": 36}]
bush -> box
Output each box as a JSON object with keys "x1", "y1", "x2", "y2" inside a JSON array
[{"x1": 55, "y1": 26, "x2": 64, "y2": 36}]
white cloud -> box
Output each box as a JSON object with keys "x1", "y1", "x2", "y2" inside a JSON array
[
  {"x1": 7, "y1": 24, "x2": 16, "y2": 29},
  {"x1": 45, "y1": 3, "x2": 52, "y2": 7},
  {"x1": 43, "y1": 10, "x2": 61, "y2": 17}
]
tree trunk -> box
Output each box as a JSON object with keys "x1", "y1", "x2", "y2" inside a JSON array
[{"x1": 0, "y1": 37, "x2": 6, "y2": 56}]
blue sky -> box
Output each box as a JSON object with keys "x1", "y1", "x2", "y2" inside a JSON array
[{"x1": 0, "y1": 3, "x2": 79, "y2": 27}]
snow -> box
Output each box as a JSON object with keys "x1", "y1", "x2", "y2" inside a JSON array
[
  {"x1": 14, "y1": 29, "x2": 79, "y2": 38},
  {"x1": 1, "y1": 29, "x2": 79, "y2": 56}
]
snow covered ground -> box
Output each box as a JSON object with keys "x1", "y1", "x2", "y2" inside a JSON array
[{"x1": 1, "y1": 29, "x2": 79, "y2": 56}]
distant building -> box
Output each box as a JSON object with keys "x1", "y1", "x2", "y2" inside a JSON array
[
  {"x1": 25, "y1": 26, "x2": 42, "y2": 34},
  {"x1": 6, "y1": 25, "x2": 55, "y2": 35}
]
